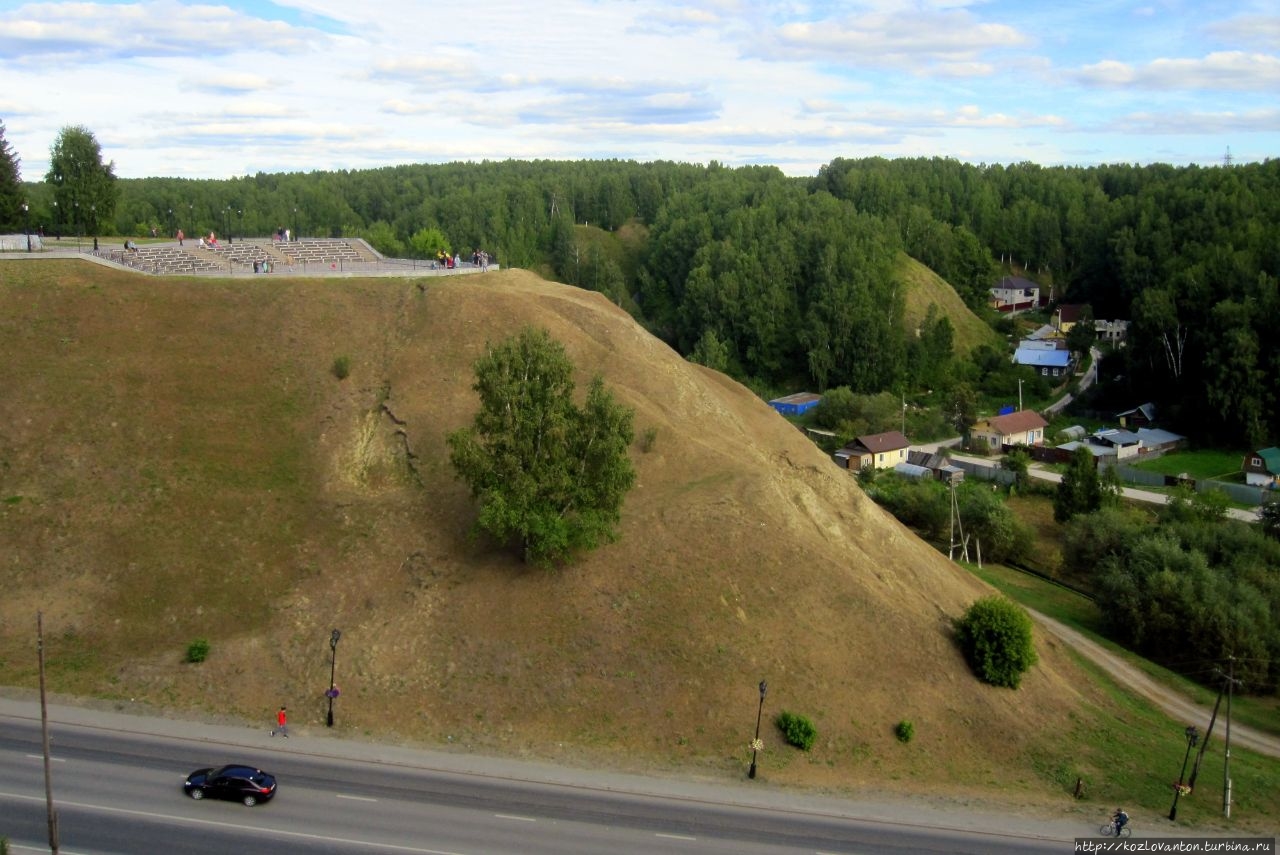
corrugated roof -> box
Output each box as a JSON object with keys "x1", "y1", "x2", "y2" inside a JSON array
[
  {"x1": 1014, "y1": 347, "x2": 1071, "y2": 367},
  {"x1": 1135, "y1": 428, "x2": 1183, "y2": 446},
  {"x1": 1092, "y1": 429, "x2": 1141, "y2": 447},
  {"x1": 771, "y1": 392, "x2": 822, "y2": 405}
]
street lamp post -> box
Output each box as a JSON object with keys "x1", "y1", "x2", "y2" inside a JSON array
[
  {"x1": 748, "y1": 680, "x2": 767, "y2": 779},
  {"x1": 225, "y1": 206, "x2": 232, "y2": 244},
  {"x1": 74, "y1": 200, "x2": 80, "y2": 251},
  {"x1": 327, "y1": 629, "x2": 342, "y2": 727},
  {"x1": 90, "y1": 204, "x2": 96, "y2": 251},
  {"x1": 237, "y1": 209, "x2": 244, "y2": 242},
  {"x1": 22, "y1": 201, "x2": 30, "y2": 251},
  {"x1": 1169, "y1": 725, "x2": 1199, "y2": 821}
]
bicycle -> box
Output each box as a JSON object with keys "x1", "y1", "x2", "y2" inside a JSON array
[{"x1": 1099, "y1": 820, "x2": 1132, "y2": 838}]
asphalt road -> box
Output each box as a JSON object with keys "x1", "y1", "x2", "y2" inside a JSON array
[{"x1": 0, "y1": 697, "x2": 1078, "y2": 854}]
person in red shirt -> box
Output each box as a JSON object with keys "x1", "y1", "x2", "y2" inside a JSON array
[{"x1": 271, "y1": 706, "x2": 288, "y2": 738}]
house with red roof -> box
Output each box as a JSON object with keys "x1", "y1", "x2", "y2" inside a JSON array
[{"x1": 969, "y1": 410, "x2": 1048, "y2": 452}]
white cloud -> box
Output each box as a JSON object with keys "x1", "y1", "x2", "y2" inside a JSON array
[
  {"x1": 0, "y1": 1, "x2": 327, "y2": 65},
  {"x1": 1205, "y1": 15, "x2": 1280, "y2": 51},
  {"x1": 1104, "y1": 108, "x2": 1280, "y2": 135},
  {"x1": 182, "y1": 73, "x2": 277, "y2": 95},
  {"x1": 1, "y1": 0, "x2": 1277, "y2": 180},
  {"x1": 760, "y1": 8, "x2": 1029, "y2": 75},
  {"x1": 1074, "y1": 52, "x2": 1280, "y2": 92}
]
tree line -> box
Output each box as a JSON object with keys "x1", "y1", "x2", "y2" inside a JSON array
[{"x1": 8, "y1": 123, "x2": 1279, "y2": 446}]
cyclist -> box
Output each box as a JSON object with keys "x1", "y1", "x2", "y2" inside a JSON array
[{"x1": 1112, "y1": 808, "x2": 1129, "y2": 835}]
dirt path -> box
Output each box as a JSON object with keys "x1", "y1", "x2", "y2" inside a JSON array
[{"x1": 1030, "y1": 609, "x2": 1280, "y2": 758}]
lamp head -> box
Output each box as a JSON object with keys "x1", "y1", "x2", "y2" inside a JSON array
[
  {"x1": 330, "y1": 628, "x2": 342, "y2": 649},
  {"x1": 758, "y1": 680, "x2": 767, "y2": 698}
]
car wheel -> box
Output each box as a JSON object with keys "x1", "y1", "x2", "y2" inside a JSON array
[
  {"x1": 190, "y1": 789, "x2": 204, "y2": 800},
  {"x1": 243, "y1": 794, "x2": 258, "y2": 807}
]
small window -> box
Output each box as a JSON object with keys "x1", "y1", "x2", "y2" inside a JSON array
[
  {"x1": 1252, "y1": 457, "x2": 1263, "y2": 467},
  {"x1": 1041, "y1": 367, "x2": 1048, "y2": 375}
]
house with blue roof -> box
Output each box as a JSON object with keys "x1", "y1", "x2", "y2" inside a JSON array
[{"x1": 1013, "y1": 345, "x2": 1072, "y2": 378}]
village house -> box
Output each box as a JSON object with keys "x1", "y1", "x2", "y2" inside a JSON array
[
  {"x1": 1243, "y1": 447, "x2": 1280, "y2": 490},
  {"x1": 990, "y1": 276, "x2": 1040, "y2": 314},
  {"x1": 969, "y1": 410, "x2": 1048, "y2": 452},
  {"x1": 1013, "y1": 343, "x2": 1073, "y2": 378},
  {"x1": 835, "y1": 430, "x2": 911, "y2": 471},
  {"x1": 1054, "y1": 303, "x2": 1088, "y2": 334},
  {"x1": 1117, "y1": 403, "x2": 1156, "y2": 429},
  {"x1": 1094, "y1": 319, "x2": 1130, "y2": 346}
]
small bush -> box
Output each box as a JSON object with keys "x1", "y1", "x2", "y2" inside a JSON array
[
  {"x1": 954, "y1": 596, "x2": 1038, "y2": 688},
  {"x1": 332, "y1": 355, "x2": 351, "y2": 380},
  {"x1": 639, "y1": 426, "x2": 658, "y2": 453},
  {"x1": 895, "y1": 719, "x2": 914, "y2": 743},
  {"x1": 185, "y1": 638, "x2": 211, "y2": 664},
  {"x1": 775, "y1": 710, "x2": 817, "y2": 751}
]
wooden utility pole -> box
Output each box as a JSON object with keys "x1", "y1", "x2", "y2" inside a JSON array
[
  {"x1": 38, "y1": 611, "x2": 60, "y2": 853},
  {"x1": 1187, "y1": 672, "x2": 1223, "y2": 792},
  {"x1": 1224, "y1": 657, "x2": 1237, "y2": 818}
]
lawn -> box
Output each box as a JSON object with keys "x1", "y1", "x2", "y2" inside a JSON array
[
  {"x1": 1131, "y1": 449, "x2": 1247, "y2": 481},
  {"x1": 969, "y1": 559, "x2": 1280, "y2": 738}
]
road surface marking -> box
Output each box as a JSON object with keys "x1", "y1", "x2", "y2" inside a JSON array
[
  {"x1": 25, "y1": 754, "x2": 64, "y2": 762},
  {"x1": 494, "y1": 813, "x2": 537, "y2": 822},
  {"x1": 337, "y1": 793, "x2": 379, "y2": 802},
  {"x1": 656, "y1": 832, "x2": 697, "y2": 841}
]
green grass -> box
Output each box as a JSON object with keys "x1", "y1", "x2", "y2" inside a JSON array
[
  {"x1": 968, "y1": 560, "x2": 1280, "y2": 738},
  {"x1": 1131, "y1": 449, "x2": 1247, "y2": 481}
]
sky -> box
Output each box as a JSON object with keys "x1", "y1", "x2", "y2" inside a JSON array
[{"x1": 1, "y1": 0, "x2": 1277, "y2": 181}]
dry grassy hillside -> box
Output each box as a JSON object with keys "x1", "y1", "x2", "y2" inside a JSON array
[
  {"x1": 898, "y1": 253, "x2": 1001, "y2": 354},
  {"x1": 1, "y1": 261, "x2": 1113, "y2": 803}
]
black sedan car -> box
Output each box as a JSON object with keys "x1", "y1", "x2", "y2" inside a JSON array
[{"x1": 184, "y1": 764, "x2": 277, "y2": 806}]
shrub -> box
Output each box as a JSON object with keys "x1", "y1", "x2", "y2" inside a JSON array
[
  {"x1": 639, "y1": 426, "x2": 658, "y2": 453},
  {"x1": 895, "y1": 719, "x2": 914, "y2": 743},
  {"x1": 954, "y1": 596, "x2": 1038, "y2": 689},
  {"x1": 185, "y1": 637, "x2": 211, "y2": 664},
  {"x1": 332, "y1": 355, "x2": 351, "y2": 380},
  {"x1": 775, "y1": 710, "x2": 817, "y2": 751}
]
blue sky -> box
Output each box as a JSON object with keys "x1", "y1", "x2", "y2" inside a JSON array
[{"x1": 1, "y1": 0, "x2": 1277, "y2": 180}]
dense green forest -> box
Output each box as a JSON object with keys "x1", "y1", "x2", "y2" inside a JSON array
[{"x1": 16, "y1": 154, "x2": 1280, "y2": 447}]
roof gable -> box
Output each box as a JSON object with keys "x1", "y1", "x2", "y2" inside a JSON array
[{"x1": 1257, "y1": 447, "x2": 1280, "y2": 474}]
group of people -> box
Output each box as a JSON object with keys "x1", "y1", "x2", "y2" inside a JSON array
[
  {"x1": 273, "y1": 226, "x2": 292, "y2": 242},
  {"x1": 432, "y1": 248, "x2": 492, "y2": 271}
]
